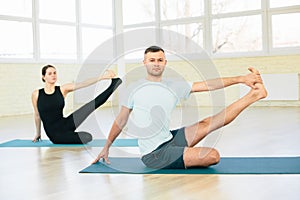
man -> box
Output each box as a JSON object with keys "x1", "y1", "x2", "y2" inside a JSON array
[{"x1": 93, "y1": 46, "x2": 267, "y2": 169}]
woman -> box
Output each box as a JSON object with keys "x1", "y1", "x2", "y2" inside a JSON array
[{"x1": 32, "y1": 65, "x2": 122, "y2": 144}]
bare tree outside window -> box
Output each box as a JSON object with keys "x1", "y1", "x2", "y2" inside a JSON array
[
  {"x1": 270, "y1": 0, "x2": 300, "y2": 8},
  {"x1": 161, "y1": 0, "x2": 204, "y2": 52},
  {"x1": 161, "y1": 0, "x2": 204, "y2": 20},
  {"x1": 211, "y1": 0, "x2": 262, "y2": 54},
  {"x1": 212, "y1": 0, "x2": 260, "y2": 14},
  {"x1": 212, "y1": 15, "x2": 262, "y2": 54},
  {"x1": 123, "y1": 0, "x2": 155, "y2": 25},
  {"x1": 0, "y1": 0, "x2": 299, "y2": 60}
]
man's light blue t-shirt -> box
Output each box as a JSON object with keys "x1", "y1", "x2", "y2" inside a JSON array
[{"x1": 121, "y1": 79, "x2": 192, "y2": 155}]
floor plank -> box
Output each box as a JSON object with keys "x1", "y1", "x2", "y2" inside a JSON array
[{"x1": 0, "y1": 107, "x2": 300, "y2": 200}]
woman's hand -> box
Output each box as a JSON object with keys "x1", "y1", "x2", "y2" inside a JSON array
[{"x1": 61, "y1": 69, "x2": 117, "y2": 94}]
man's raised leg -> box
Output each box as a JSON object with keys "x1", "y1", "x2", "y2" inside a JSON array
[{"x1": 183, "y1": 83, "x2": 267, "y2": 168}]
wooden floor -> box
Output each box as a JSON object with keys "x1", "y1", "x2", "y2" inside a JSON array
[{"x1": 0, "y1": 107, "x2": 300, "y2": 200}]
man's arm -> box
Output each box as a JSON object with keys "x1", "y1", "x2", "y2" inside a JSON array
[
  {"x1": 92, "y1": 106, "x2": 131, "y2": 164},
  {"x1": 191, "y1": 67, "x2": 262, "y2": 93}
]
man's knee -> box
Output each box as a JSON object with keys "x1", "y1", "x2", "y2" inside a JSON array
[
  {"x1": 208, "y1": 148, "x2": 220, "y2": 165},
  {"x1": 183, "y1": 147, "x2": 220, "y2": 168}
]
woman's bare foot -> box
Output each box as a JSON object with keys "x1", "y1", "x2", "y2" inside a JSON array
[{"x1": 100, "y1": 70, "x2": 116, "y2": 80}]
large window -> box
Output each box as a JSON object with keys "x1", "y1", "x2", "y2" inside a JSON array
[
  {"x1": 163, "y1": 23, "x2": 204, "y2": 51},
  {"x1": 39, "y1": 24, "x2": 77, "y2": 59},
  {"x1": 211, "y1": 0, "x2": 262, "y2": 54},
  {"x1": 0, "y1": 0, "x2": 32, "y2": 58},
  {"x1": 81, "y1": 27, "x2": 112, "y2": 59},
  {"x1": 212, "y1": 15, "x2": 262, "y2": 53},
  {"x1": 0, "y1": 20, "x2": 33, "y2": 58},
  {"x1": 0, "y1": 0, "x2": 113, "y2": 62},
  {"x1": 160, "y1": 0, "x2": 204, "y2": 20},
  {"x1": 272, "y1": 13, "x2": 300, "y2": 48},
  {"x1": 270, "y1": 0, "x2": 300, "y2": 8},
  {"x1": 0, "y1": 0, "x2": 31, "y2": 17},
  {"x1": 81, "y1": 0, "x2": 112, "y2": 26},
  {"x1": 39, "y1": 0, "x2": 76, "y2": 22},
  {"x1": 123, "y1": 0, "x2": 155, "y2": 25},
  {"x1": 0, "y1": 0, "x2": 299, "y2": 62},
  {"x1": 211, "y1": 0, "x2": 261, "y2": 14}
]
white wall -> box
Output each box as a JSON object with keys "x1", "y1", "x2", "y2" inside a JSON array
[{"x1": 0, "y1": 54, "x2": 300, "y2": 117}]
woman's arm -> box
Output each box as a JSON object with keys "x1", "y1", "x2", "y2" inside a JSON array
[
  {"x1": 60, "y1": 70, "x2": 116, "y2": 97},
  {"x1": 31, "y1": 90, "x2": 42, "y2": 142}
]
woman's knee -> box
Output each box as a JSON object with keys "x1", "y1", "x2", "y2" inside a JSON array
[
  {"x1": 79, "y1": 132, "x2": 93, "y2": 143},
  {"x1": 50, "y1": 132, "x2": 93, "y2": 144}
]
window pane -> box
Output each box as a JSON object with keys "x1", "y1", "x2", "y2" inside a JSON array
[
  {"x1": 123, "y1": 0, "x2": 155, "y2": 25},
  {"x1": 124, "y1": 49, "x2": 144, "y2": 60},
  {"x1": 270, "y1": 0, "x2": 300, "y2": 8},
  {"x1": 160, "y1": 0, "x2": 204, "y2": 20},
  {"x1": 0, "y1": 0, "x2": 31, "y2": 17},
  {"x1": 122, "y1": 27, "x2": 155, "y2": 60},
  {"x1": 272, "y1": 13, "x2": 300, "y2": 48},
  {"x1": 39, "y1": 0, "x2": 75, "y2": 22},
  {"x1": 40, "y1": 24, "x2": 76, "y2": 59},
  {"x1": 0, "y1": 20, "x2": 33, "y2": 58},
  {"x1": 212, "y1": 0, "x2": 261, "y2": 14},
  {"x1": 164, "y1": 23, "x2": 203, "y2": 46},
  {"x1": 81, "y1": 0, "x2": 112, "y2": 26},
  {"x1": 212, "y1": 15, "x2": 262, "y2": 53},
  {"x1": 163, "y1": 23, "x2": 204, "y2": 53},
  {"x1": 82, "y1": 28, "x2": 113, "y2": 59}
]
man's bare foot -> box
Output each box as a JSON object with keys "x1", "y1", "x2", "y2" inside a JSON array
[
  {"x1": 251, "y1": 83, "x2": 268, "y2": 100},
  {"x1": 248, "y1": 67, "x2": 260, "y2": 75}
]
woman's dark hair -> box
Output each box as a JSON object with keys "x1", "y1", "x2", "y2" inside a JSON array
[
  {"x1": 144, "y1": 46, "x2": 165, "y2": 54},
  {"x1": 41, "y1": 65, "x2": 55, "y2": 82}
]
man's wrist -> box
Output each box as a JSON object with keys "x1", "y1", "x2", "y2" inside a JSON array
[{"x1": 236, "y1": 75, "x2": 244, "y2": 84}]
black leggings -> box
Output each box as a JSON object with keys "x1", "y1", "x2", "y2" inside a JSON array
[{"x1": 49, "y1": 78, "x2": 122, "y2": 144}]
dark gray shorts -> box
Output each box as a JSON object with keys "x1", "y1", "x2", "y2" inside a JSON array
[{"x1": 141, "y1": 128, "x2": 188, "y2": 169}]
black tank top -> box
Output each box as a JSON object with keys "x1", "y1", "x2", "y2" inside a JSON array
[{"x1": 37, "y1": 86, "x2": 65, "y2": 133}]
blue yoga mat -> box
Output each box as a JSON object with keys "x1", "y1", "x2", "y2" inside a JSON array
[
  {"x1": 0, "y1": 139, "x2": 138, "y2": 147},
  {"x1": 79, "y1": 157, "x2": 300, "y2": 174}
]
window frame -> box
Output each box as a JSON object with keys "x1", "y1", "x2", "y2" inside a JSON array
[{"x1": 0, "y1": 0, "x2": 299, "y2": 63}]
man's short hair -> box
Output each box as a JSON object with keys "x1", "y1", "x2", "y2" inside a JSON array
[{"x1": 144, "y1": 46, "x2": 165, "y2": 54}]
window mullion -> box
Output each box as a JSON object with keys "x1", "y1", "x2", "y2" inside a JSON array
[
  {"x1": 113, "y1": 0, "x2": 125, "y2": 77},
  {"x1": 262, "y1": 0, "x2": 270, "y2": 55},
  {"x1": 155, "y1": 0, "x2": 161, "y2": 44},
  {"x1": 204, "y1": 0, "x2": 212, "y2": 56},
  {"x1": 32, "y1": 0, "x2": 40, "y2": 61},
  {"x1": 76, "y1": 0, "x2": 82, "y2": 63}
]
